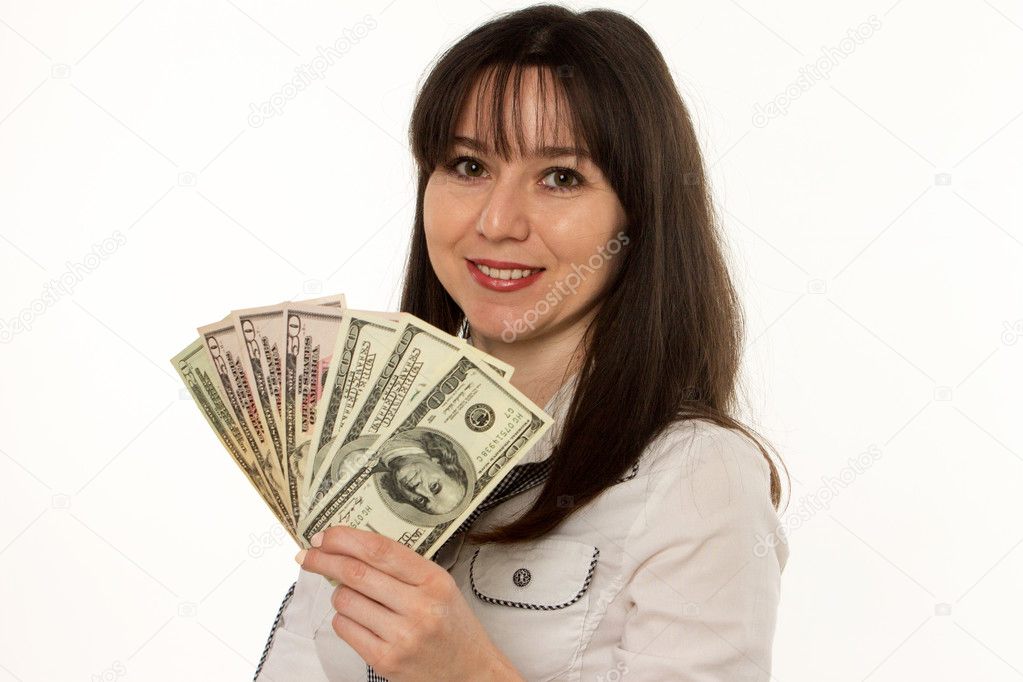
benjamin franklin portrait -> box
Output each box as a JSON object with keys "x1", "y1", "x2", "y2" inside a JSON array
[{"x1": 369, "y1": 428, "x2": 474, "y2": 525}]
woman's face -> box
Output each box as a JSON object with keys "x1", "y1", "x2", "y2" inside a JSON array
[{"x1": 424, "y1": 66, "x2": 627, "y2": 345}]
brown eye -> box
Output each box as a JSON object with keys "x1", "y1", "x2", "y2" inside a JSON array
[
  {"x1": 541, "y1": 168, "x2": 582, "y2": 191},
  {"x1": 461, "y1": 160, "x2": 485, "y2": 177},
  {"x1": 447, "y1": 156, "x2": 487, "y2": 179}
]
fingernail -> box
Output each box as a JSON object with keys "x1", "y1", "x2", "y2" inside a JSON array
[
  {"x1": 311, "y1": 532, "x2": 324, "y2": 547},
  {"x1": 294, "y1": 549, "x2": 308, "y2": 565}
]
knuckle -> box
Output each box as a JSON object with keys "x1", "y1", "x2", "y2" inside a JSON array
[
  {"x1": 366, "y1": 535, "x2": 390, "y2": 561},
  {"x1": 331, "y1": 585, "x2": 353, "y2": 611},
  {"x1": 426, "y1": 569, "x2": 456, "y2": 597},
  {"x1": 345, "y1": 556, "x2": 368, "y2": 581},
  {"x1": 331, "y1": 613, "x2": 346, "y2": 638}
]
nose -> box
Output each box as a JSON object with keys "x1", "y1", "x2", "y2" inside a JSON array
[
  {"x1": 476, "y1": 174, "x2": 530, "y2": 241},
  {"x1": 412, "y1": 480, "x2": 433, "y2": 504}
]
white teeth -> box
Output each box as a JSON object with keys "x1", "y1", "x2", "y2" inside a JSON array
[{"x1": 476, "y1": 263, "x2": 536, "y2": 280}]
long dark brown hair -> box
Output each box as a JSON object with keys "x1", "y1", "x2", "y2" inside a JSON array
[{"x1": 399, "y1": 4, "x2": 788, "y2": 545}]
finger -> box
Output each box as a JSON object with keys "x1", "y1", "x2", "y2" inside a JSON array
[
  {"x1": 313, "y1": 526, "x2": 436, "y2": 586},
  {"x1": 331, "y1": 611, "x2": 387, "y2": 670},
  {"x1": 330, "y1": 584, "x2": 403, "y2": 642},
  {"x1": 300, "y1": 548, "x2": 416, "y2": 615}
]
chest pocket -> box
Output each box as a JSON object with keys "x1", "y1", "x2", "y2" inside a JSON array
[{"x1": 468, "y1": 537, "x2": 600, "y2": 681}]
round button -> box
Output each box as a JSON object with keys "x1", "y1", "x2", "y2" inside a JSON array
[{"x1": 512, "y1": 567, "x2": 531, "y2": 587}]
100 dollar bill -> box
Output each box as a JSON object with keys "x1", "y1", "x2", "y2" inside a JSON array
[
  {"x1": 304, "y1": 310, "x2": 402, "y2": 510},
  {"x1": 298, "y1": 352, "x2": 552, "y2": 559},
  {"x1": 305, "y1": 313, "x2": 516, "y2": 511}
]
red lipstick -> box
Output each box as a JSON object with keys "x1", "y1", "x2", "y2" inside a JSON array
[{"x1": 465, "y1": 258, "x2": 545, "y2": 292}]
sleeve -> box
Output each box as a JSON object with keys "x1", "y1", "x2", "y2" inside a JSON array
[
  {"x1": 610, "y1": 424, "x2": 789, "y2": 681},
  {"x1": 254, "y1": 568, "x2": 333, "y2": 682}
]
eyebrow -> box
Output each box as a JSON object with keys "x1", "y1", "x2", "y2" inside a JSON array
[{"x1": 452, "y1": 135, "x2": 591, "y2": 161}]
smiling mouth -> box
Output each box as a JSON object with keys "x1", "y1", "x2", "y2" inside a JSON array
[{"x1": 468, "y1": 259, "x2": 546, "y2": 281}]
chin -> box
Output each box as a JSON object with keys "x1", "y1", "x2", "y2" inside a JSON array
[{"x1": 464, "y1": 307, "x2": 541, "y2": 344}]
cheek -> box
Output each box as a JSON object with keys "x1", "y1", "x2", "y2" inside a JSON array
[
  {"x1": 424, "y1": 176, "x2": 468, "y2": 251},
  {"x1": 439, "y1": 480, "x2": 461, "y2": 507},
  {"x1": 423, "y1": 179, "x2": 454, "y2": 275},
  {"x1": 423, "y1": 176, "x2": 442, "y2": 243},
  {"x1": 549, "y1": 221, "x2": 620, "y2": 277},
  {"x1": 542, "y1": 203, "x2": 626, "y2": 300}
]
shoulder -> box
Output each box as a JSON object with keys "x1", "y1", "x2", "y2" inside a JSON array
[
  {"x1": 641, "y1": 418, "x2": 772, "y2": 488},
  {"x1": 629, "y1": 417, "x2": 777, "y2": 530},
  {"x1": 612, "y1": 417, "x2": 789, "y2": 580}
]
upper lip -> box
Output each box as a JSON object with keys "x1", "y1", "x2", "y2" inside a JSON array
[{"x1": 468, "y1": 258, "x2": 545, "y2": 270}]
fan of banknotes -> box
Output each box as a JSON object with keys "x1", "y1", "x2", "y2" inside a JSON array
[{"x1": 170, "y1": 293, "x2": 554, "y2": 559}]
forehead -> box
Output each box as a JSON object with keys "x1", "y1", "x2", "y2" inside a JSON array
[{"x1": 452, "y1": 64, "x2": 587, "y2": 160}]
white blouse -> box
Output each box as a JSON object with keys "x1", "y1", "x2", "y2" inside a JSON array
[{"x1": 256, "y1": 374, "x2": 790, "y2": 681}]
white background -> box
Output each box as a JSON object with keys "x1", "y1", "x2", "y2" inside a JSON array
[{"x1": 1, "y1": 1, "x2": 1021, "y2": 680}]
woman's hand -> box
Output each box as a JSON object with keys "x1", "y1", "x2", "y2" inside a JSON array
[{"x1": 297, "y1": 526, "x2": 523, "y2": 682}]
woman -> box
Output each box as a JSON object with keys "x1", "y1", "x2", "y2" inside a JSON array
[{"x1": 256, "y1": 5, "x2": 790, "y2": 681}]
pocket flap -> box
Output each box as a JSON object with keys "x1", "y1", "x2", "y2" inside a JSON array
[{"x1": 469, "y1": 538, "x2": 600, "y2": 610}]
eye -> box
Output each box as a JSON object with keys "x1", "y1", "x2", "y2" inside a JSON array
[
  {"x1": 442, "y1": 155, "x2": 586, "y2": 194},
  {"x1": 430, "y1": 480, "x2": 441, "y2": 494},
  {"x1": 541, "y1": 167, "x2": 583, "y2": 193},
  {"x1": 445, "y1": 156, "x2": 488, "y2": 180}
]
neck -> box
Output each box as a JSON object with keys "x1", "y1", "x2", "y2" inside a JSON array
[{"x1": 468, "y1": 309, "x2": 593, "y2": 410}]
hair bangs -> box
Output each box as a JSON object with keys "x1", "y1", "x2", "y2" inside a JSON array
[{"x1": 419, "y1": 60, "x2": 602, "y2": 174}]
